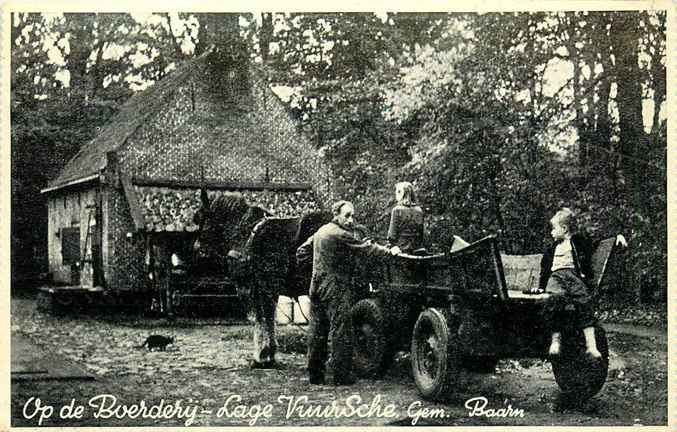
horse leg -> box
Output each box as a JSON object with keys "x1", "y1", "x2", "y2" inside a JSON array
[{"x1": 251, "y1": 280, "x2": 278, "y2": 368}]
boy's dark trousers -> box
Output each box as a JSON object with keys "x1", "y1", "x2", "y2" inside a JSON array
[
  {"x1": 307, "y1": 289, "x2": 355, "y2": 385},
  {"x1": 543, "y1": 268, "x2": 597, "y2": 333}
]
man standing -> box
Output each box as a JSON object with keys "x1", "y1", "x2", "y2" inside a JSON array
[{"x1": 296, "y1": 200, "x2": 400, "y2": 385}]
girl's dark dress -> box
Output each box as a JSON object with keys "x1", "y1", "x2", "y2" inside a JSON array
[
  {"x1": 385, "y1": 203, "x2": 425, "y2": 337},
  {"x1": 387, "y1": 204, "x2": 424, "y2": 252}
]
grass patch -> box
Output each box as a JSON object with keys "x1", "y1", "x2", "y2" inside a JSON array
[{"x1": 596, "y1": 300, "x2": 667, "y2": 329}]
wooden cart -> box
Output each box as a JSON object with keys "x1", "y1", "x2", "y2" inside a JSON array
[{"x1": 352, "y1": 235, "x2": 620, "y2": 401}]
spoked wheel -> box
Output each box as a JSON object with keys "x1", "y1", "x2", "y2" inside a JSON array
[
  {"x1": 411, "y1": 308, "x2": 460, "y2": 400},
  {"x1": 352, "y1": 298, "x2": 390, "y2": 378},
  {"x1": 551, "y1": 325, "x2": 609, "y2": 401}
]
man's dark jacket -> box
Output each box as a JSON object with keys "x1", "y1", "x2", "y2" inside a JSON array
[{"x1": 296, "y1": 221, "x2": 391, "y2": 302}]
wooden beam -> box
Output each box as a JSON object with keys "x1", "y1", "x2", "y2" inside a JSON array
[
  {"x1": 40, "y1": 174, "x2": 100, "y2": 194},
  {"x1": 131, "y1": 176, "x2": 312, "y2": 191},
  {"x1": 121, "y1": 175, "x2": 146, "y2": 232}
]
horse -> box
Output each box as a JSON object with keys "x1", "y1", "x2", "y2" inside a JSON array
[{"x1": 193, "y1": 191, "x2": 331, "y2": 367}]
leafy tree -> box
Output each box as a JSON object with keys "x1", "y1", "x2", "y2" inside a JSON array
[
  {"x1": 12, "y1": 12, "x2": 666, "y2": 304},
  {"x1": 11, "y1": 12, "x2": 197, "y2": 280},
  {"x1": 247, "y1": 13, "x2": 451, "y2": 231},
  {"x1": 384, "y1": 11, "x2": 666, "y2": 300}
]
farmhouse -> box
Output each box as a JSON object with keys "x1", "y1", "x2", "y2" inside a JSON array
[{"x1": 41, "y1": 46, "x2": 334, "y2": 299}]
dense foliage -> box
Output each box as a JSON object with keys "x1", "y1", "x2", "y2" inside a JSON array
[
  {"x1": 386, "y1": 12, "x2": 667, "y2": 301},
  {"x1": 11, "y1": 12, "x2": 666, "y2": 302}
]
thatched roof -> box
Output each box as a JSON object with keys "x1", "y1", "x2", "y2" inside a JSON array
[
  {"x1": 49, "y1": 48, "x2": 327, "y2": 192},
  {"x1": 50, "y1": 52, "x2": 208, "y2": 189}
]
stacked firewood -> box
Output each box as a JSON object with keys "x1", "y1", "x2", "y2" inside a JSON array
[
  {"x1": 139, "y1": 188, "x2": 321, "y2": 232},
  {"x1": 248, "y1": 190, "x2": 320, "y2": 217},
  {"x1": 141, "y1": 189, "x2": 203, "y2": 232}
]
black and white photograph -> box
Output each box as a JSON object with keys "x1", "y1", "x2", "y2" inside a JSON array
[{"x1": 6, "y1": 3, "x2": 672, "y2": 428}]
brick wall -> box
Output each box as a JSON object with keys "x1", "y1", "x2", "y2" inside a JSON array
[
  {"x1": 105, "y1": 186, "x2": 146, "y2": 291},
  {"x1": 135, "y1": 186, "x2": 321, "y2": 232}
]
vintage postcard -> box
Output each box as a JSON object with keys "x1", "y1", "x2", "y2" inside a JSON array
[{"x1": 2, "y1": 0, "x2": 674, "y2": 429}]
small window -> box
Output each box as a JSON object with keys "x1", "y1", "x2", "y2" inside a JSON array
[{"x1": 61, "y1": 227, "x2": 80, "y2": 265}]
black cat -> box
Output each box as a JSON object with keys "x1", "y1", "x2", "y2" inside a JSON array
[{"x1": 138, "y1": 335, "x2": 174, "y2": 351}]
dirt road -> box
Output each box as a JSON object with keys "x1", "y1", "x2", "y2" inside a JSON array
[{"x1": 10, "y1": 297, "x2": 668, "y2": 427}]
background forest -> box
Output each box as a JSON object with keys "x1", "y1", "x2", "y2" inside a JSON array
[{"x1": 11, "y1": 11, "x2": 667, "y2": 304}]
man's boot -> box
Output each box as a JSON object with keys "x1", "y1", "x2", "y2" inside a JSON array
[{"x1": 309, "y1": 369, "x2": 325, "y2": 385}]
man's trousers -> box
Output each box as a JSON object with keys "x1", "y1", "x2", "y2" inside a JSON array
[{"x1": 307, "y1": 290, "x2": 354, "y2": 384}]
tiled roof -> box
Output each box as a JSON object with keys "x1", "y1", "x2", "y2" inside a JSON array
[
  {"x1": 50, "y1": 52, "x2": 209, "y2": 189},
  {"x1": 49, "y1": 49, "x2": 329, "y2": 193}
]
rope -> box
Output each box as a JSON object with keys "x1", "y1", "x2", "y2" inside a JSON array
[{"x1": 295, "y1": 297, "x2": 311, "y2": 324}]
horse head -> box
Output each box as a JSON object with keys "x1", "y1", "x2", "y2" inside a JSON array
[{"x1": 193, "y1": 192, "x2": 268, "y2": 259}]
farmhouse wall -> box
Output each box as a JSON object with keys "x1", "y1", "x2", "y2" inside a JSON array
[
  {"x1": 47, "y1": 188, "x2": 98, "y2": 285},
  {"x1": 104, "y1": 186, "x2": 146, "y2": 291}
]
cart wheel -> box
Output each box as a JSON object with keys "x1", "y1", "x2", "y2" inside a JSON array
[
  {"x1": 411, "y1": 308, "x2": 460, "y2": 400},
  {"x1": 352, "y1": 298, "x2": 391, "y2": 378},
  {"x1": 36, "y1": 291, "x2": 55, "y2": 314},
  {"x1": 551, "y1": 325, "x2": 609, "y2": 401}
]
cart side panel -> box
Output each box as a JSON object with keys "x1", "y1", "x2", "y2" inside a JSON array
[
  {"x1": 383, "y1": 236, "x2": 507, "y2": 300},
  {"x1": 444, "y1": 237, "x2": 508, "y2": 357},
  {"x1": 446, "y1": 236, "x2": 508, "y2": 300},
  {"x1": 589, "y1": 237, "x2": 617, "y2": 293}
]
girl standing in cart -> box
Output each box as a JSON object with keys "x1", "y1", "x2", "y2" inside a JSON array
[{"x1": 387, "y1": 181, "x2": 424, "y2": 253}]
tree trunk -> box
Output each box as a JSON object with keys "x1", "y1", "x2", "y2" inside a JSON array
[
  {"x1": 11, "y1": 13, "x2": 27, "y2": 46},
  {"x1": 595, "y1": 13, "x2": 614, "y2": 151},
  {"x1": 90, "y1": 40, "x2": 105, "y2": 99},
  {"x1": 611, "y1": 12, "x2": 647, "y2": 200},
  {"x1": 64, "y1": 13, "x2": 96, "y2": 104},
  {"x1": 611, "y1": 12, "x2": 650, "y2": 302},
  {"x1": 646, "y1": 11, "x2": 666, "y2": 145},
  {"x1": 563, "y1": 13, "x2": 587, "y2": 171},
  {"x1": 596, "y1": 64, "x2": 612, "y2": 153},
  {"x1": 164, "y1": 13, "x2": 186, "y2": 60},
  {"x1": 259, "y1": 13, "x2": 273, "y2": 62},
  {"x1": 194, "y1": 14, "x2": 209, "y2": 56}
]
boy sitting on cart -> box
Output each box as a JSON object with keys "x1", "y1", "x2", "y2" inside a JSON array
[{"x1": 530, "y1": 208, "x2": 626, "y2": 360}]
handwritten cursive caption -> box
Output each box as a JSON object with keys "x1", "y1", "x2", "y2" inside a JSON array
[{"x1": 22, "y1": 394, "x2": 525, "y2": 426}]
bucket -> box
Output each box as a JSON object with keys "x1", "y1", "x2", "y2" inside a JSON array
[
  {"x1": 293, "y1": 296, "x2": 310, "y2": 324},
  {"x1": 276, "y1": 296, "x2": 293, "y2": 324}
]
